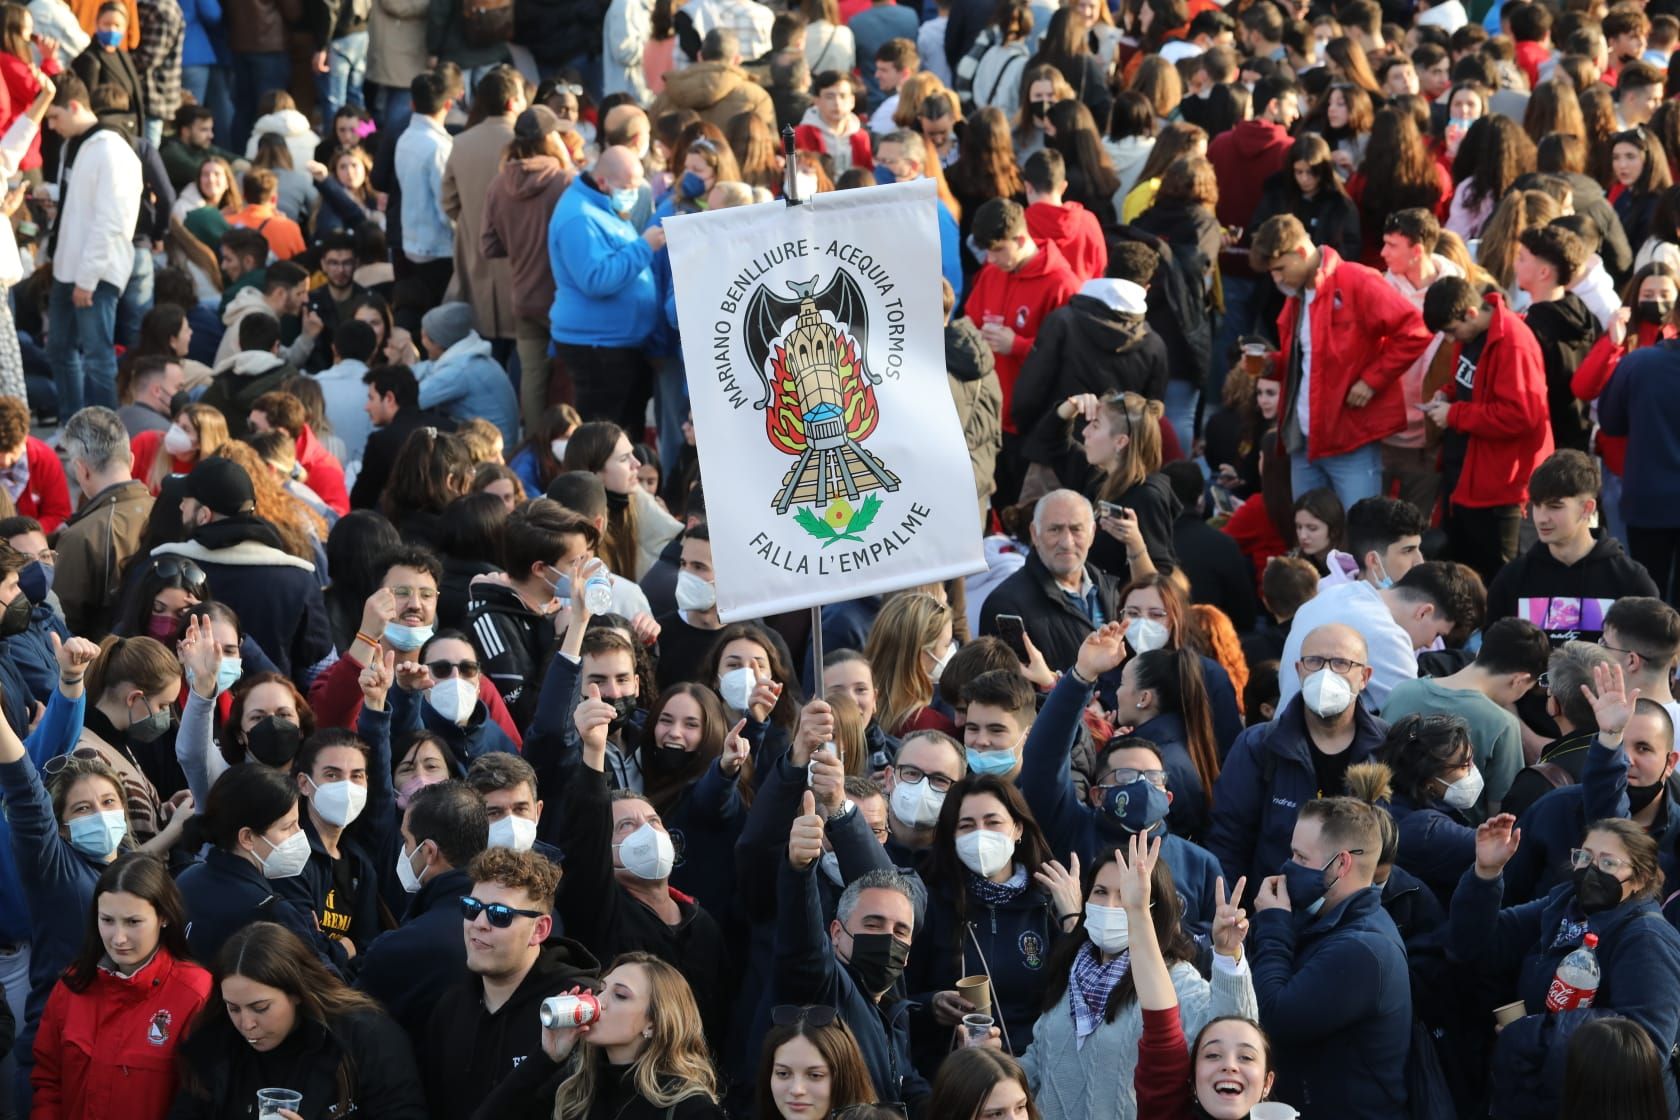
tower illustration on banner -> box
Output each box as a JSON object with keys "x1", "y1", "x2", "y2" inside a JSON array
[{"x1": 743, "y1": 271, "x2": 902, "y2": 546}]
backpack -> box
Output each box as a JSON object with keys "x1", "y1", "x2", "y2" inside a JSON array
[{"x1": 461, "y1": 0, "x2": 514, "y2": 47}]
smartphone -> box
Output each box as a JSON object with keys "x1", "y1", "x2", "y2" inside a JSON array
[
  {"x1": 997, "y1": 614, "x2": 1030, "y2": 665},
  {"x1": 1097, "y1": 501, "x2": 1134, "y2": 522},
  {"x1": 806, "y1": 740, "x2": 838, "y2": 786}
]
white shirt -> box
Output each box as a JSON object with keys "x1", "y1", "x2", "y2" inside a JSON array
[
  {"x1": 1278, "y1": 580, "x2": 1419, "y2": 714},
  {"x1": 52, "y1": 126, "x2": 141, "y2": 292},
  {"x1": 870, "y1": 94, "x2": 901, "y2": 136},
  {"x1": 1295, "y1": 287, "x2": 1316, "y2": 436}
]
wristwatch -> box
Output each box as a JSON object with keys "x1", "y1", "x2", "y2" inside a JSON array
[{"x1": 825, "y1": 798, "x2": 856, "y2": 824}]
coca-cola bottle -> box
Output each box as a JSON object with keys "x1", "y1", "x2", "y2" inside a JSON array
[{"x1": 1546, "y1": 932, "x2": 1601, "y2": 1012}]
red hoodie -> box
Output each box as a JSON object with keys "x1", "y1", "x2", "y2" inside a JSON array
[
  {"x1": 964, "y1": 238, "x2": 1079, "y2": 432},
  {"x1": 1208, "y1": 119, "x2": 1293, "y2": 229},
  {"x1": 1440, "y1": 292, "x2": 1554, "y2": 509},
  {"x1": 1025, "y1": 200, "x2": 1107, "y2": 284},
  {"x1": 1513, "y1": 39, "x2": 1549, "y2": 89}
]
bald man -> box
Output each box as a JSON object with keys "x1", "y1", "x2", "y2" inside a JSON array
[
  {"x1": 1207, "y1": 622, "x2": 1392, "y2": 904},
  {"x1": 550, "y1": 144, "x2": 666, "y2": 433}
]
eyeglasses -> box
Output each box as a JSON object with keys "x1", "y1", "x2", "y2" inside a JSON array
[
  {"x1": 1299, "y1": 655, "x2": 1365, "y2": 674},
  {"x1": 460, "y1": 896, "x2": 544, "y2": 927},
  {"x1": 893, "y1": 764, "x2": 956, "y2": 794},
  {"x1": 1570, "y1": 849, "x2": 1632, "y2": 876},
  {"x1": 21, "y1": 548, "x2": 55, "y2": 565},
  {"x1": 388, "y1": 586, "x2": 439, "y2": 602},
  {"x1": 1597, "y1": 637, "x2": 1642, "y2": 659},
  {"x1": 428, "y1": 659, "x2": 480, "y2": 680},
  {"x1": 1096, "y1": 767, "x2": 1167, "y2": 790},
  {"x1": 770, "y1": 1004, "x2": 839, "y2": 1027},
  {"x1": 868, "y1": 824, "x2": 890, "y2": 842}
]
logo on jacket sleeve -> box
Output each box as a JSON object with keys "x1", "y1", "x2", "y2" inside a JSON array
[{"x1": 147, "y1": 1009, "x2": 172, "y2": 1045}]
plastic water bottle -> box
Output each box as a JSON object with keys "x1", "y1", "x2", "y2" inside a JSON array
[
  {"x1": 1546, "y1": 933, "x2": 1601, "y2": 1012},
  {"x1": 582, "y1": 566, "x2": 615, "y2": 615}
]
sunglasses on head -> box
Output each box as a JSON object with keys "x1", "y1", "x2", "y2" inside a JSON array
[
  {"x1": 770, "y1": 1004, "x2": 838, "y2": 1027},
  {"x1": 460, "y1": 896, "x2": 544, "y2": 927},
  {"x1": 429, "y1": 659, "x2": 480, "y2": 680},
  {"x1": 150, "y1": 556, "x2": 207, "y2": 591}
]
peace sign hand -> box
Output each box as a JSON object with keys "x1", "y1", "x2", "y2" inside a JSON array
[{"x1": 1211, "y1": 876, "x2": 1249, "y2": 960}]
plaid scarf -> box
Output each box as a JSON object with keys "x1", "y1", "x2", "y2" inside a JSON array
[
  {"x1": 969, "y1": 864, "x2": 1029, "y2": 907},
  {"x1": 1067, "y1": 940, "x2": 1130, "y2": 1047}
]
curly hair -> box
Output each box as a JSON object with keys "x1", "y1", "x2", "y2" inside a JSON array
[{"x1": 465, "y1": 846, "x2": 560, "y2": 909}]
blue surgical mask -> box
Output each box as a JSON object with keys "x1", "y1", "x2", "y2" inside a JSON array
[
  {"x1": 17, "y1": 560, "x2": 51, "y2": 604},
  {"x1": 383, "y1": 621, "x2": 435, "y2": 651},
  {"x1": 874, "y1": 163, "x2": 900, "y2": 185},
  {"x1": 680, "y1": 170, "x2": 707, "y2": 198},
  {"x1": 94, "y1": 28, "x2": 122, "y2": 47},
  {"x1": 186, "y1": 657, "x2": 244, "y2": 696},
  {"x1": 69, "y1": 810, "x2": 127, "y2": 859},
  {"x1": 1371, "y1": 556, "x2": 1393, "y2": 590},
  {"x1": 610, "y1": 187, "x2": 640, "y2": 215},
  {"x1": 965, "y1": 748, "x2": 1017, "y2": 776}
]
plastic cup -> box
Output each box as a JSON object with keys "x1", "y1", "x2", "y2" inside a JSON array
[
  {"x1": 956, "y1": 975, "x2": 992, "y2": 1015},
  {"x1": 257, "y1": 1088, "x2": 303, "y2": 1118},
  {"x1": 961, "y1": 1012, "x2": 993, "y2": 1048},
  {"x1": 1493, "y1": 1000, "x2": 1527, "y2": 1027},
  {"x1": 1249, "y1": 1103, "x2": 1300, "y2": 1120}
]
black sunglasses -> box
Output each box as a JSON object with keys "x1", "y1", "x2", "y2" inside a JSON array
[
  {"x1": 429, "y1": 659, "x2": 480, "y2": 680},
  {"x1": 149, "y1": 556, "x2": 207, "y2": 591},
  {"x1": 770, "y1": 1004, "x2": 839, "y2": 1027},
  {"x1": 460, "y1": 896, "x2": 544, "y2": 927}
]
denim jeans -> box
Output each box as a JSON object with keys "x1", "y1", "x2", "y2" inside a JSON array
[
  {"x1": 1210, "y1": 273, "x2": 1259, "y2": 416},
  {"x1": 233, "y1": 50, "x2": 294, "y2": 151},
  {"x1": 1163, "y1": 377, "x2": 1200, "y2": 451},
  {"x1": 315, "y1": 30, "x2": 369, "y2": 127},
  {"x1": 116, "y1": 244, "x2": 154, "y2": 349},
  {"x1": 1290, "y1": 441, "x2": 1383, "y2": 508},
  {"x1": 375, "y1": 83, "x2": 412, "y2": 136},
  {"x1": 1601, "y1": 464, "x2": 1629, "y2": 547},
  {"x1": 0, "y1": 942, "x2": 28, "y2": 1120},
  {"x1": 652, "y1": 353, "x2": 688, "y2": 477},
  {"x1": 181, "y1": 64, "x2": 234, "y2": 151},
  {"x1": 47, "y1": 279, "x2": 121, "y2": 417}
]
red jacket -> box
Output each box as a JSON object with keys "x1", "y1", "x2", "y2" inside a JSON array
[
  {"x1": 30, "y1": 947, "x2": 212, "y2": 1120},
  {"x1": 0, "y1": 52, "x2": 56, "y2": 171},
  {"x1": 16, "y1": 436, "x2": 71, "y2": 533},
  {"x1": 296, "y1": 424, "x2": 349, "y2": 516},
  {"x1": 1513, "y1": 39, "x2": 1549, "y2": 89},
  {"x1": 1208, "y1": 119, "x2": 1293, "y2": 229},
  {"x1": 1273, "y1": 247, "x2": 1431, "y2": 460},
  {"x1": 308, "y1": 645, "x2": 524, "y2": 746},
  {"x1": 1442, "y1": 292, "x2": 1554, "y2": 509},
  {"x1": 1134, "y1": 1005, "x2": 1196, "y2": 1120},
  {"x1": 1572, "y1": 321, "x2": 1675, "y2": 477},
  {"x1": 1222, "y1": 491, "x2": 1289, "y2": 588},
  {"x1": 964, "y1": 238, "x2": 1079, "y2": 432},
  {"x1": 793, "y1": 122, "x2": 873, "y2": 173},
  {"x1": 1025, "y1": 200, "x2": 1107, "y2": 284}
]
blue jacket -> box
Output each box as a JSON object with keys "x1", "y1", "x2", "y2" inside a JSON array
[
  {"x1": 314, "y1": 173, "x2": 375, "y2": 237},
  {"x1": 178, "y1": 0, "x2": 225, "y2": 66},
  {"x1": 414, "y1": 332, "x2": 520, "y2": 447},
  {"x1": 1450, "y1": 869, "x2": 1680, "y2": 1118},
  {"x1": 1206, "y1": 695, "x2": 1390, "y2": 905},
  {"x1": 937, "y1": 200, "x2": 962, "y2": 298},
  {"x1": 0, "y1": 688, "x2": 83, "y2": 946},
  {"x1": 390, "y1": 682, "x2": 520, "y2": 771},
  {"x1": 1250, "y1": 887, "x2": 1412, "y2": 1118},
  {"x1": 773, "y1": 857, "x2": 930, "y2": 1114},
  {"x1": 394, "y1": 115, "x2": 454, "y2": 261},
  {"x1": 1133, "y1": 710, "x2": 1207, "y2": 841},
  {"x1": 1018, "y1": 671, "x2": 1220, "y2": 935},
  {"x1": 1388, "y1": 790, "x2": 1477, "y2": 908},
  {"x1": 354, "y1": 866, "x2": 476, "y2": 1043},
  {"x1": 177, "y1": 845, "x2": 347, "y2": 969},
  {"x1": 508, "y1": 445, "x2": 542, "y2": 496},
  {"x1": 1599, "y1": 339, "x2": 1680, "y2": 528},
  {"x1": 662, "y1": 758, "x2": 748, "y2": 919},
  {"x1": 547, "y1": 173, "x2": 659, "y2": 347},
  {"x1": 5, "y1": 606, "x2": 69, "y2": 703}
]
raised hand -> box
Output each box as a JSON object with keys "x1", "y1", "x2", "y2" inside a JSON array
[
  {"x1": 1253, "y1": 874, "x2": 1291, "y2": 913},
  {"x1": 788, "y1": 790, "x2": 824, "y2": 869},
  {"x1": 360, "y1": 649, "x2": 397, "y2": 712},
  {"x1": 1582, "y1": 660, "x2": 1641, "y2": 738},
  {"x1": 1475, "y1": 814, "x2": 1521, "y2": 880},
  {"x1": 176, "y1": 614, "x2": 224, "y2": 699},
  {"x1": 1033, "y1": 852, "x2": 1083, "y2": 927},
  {"x1": 1116, "y1": 830, "x2": 1159, "y2": 912},
  {"x1": 1075, "y1": 621, "x2": 1129, "y2": 682},
  {"x1": 394, "y1": 659, "x2": 435, "y2": 693},
  {"x1": 790, "y1": 697, "x2": 832, "y2": 766},
  {"x1": 1211, "y1": 876, "x2": 1250, "y2": 959},
  {"x1": 1018, "y1": 630, "x2": 1056, "y2": 690},
  {"x1": 359, "y1": 587, "x2": 398, "y2": 643},
  {"x1": 808, "y1": 744, "x2": 845, "y2": 814},
  {"x1": 720, "y1": 718, "x2": 751, "y2": 777},
  {"x1": 747, "y1": 673, "x2": 783, "y2": 724},
  {"x1": 51, "y1": 631, "x2": 97, "y2": 681},
  {"x1": 540, "y1": 985, "x2": 593, "y2": 1063},
  {"x1": 574, "y1": 682, "x2": 615, "y2": 758}
]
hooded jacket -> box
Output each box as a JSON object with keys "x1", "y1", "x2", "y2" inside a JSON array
[
  {"x1": 242, "y1": 107, "x2": 320, "y2": 168},
  {"x1": 1206, "y1": 118, "x2": 1293, "y2": 229},
  {"x1": 481, "y1": 155, "x2": 572, "y2": 321},
  {"x1": 30, "y1": 948, "x2": 212, "y2": 1120},
  {"x1": 176, "y1": 845, "x2": 350, "y2": 968},
  {"x1": 1438, "y1": 292, "x2": 1554, "y2": 508},
  {"x1": 650, "y1": 59, "x2": 775, "y2": 132},
  {"x1": 965, "y1": 237, "x2": 1080, "y2": 431},
  {"x1": 1015, "y1": 280, "x2": 1169, "y2": 467},
  {"x1": 1024, "y1": 199, "x2": 1107, "y2": 284},
  {"x1": 415, "y1": 331, "x2": 520, "y2": 447},
  {"x1": 1487, "y1": 535, "x2": 1659, "y2": 646},
  {"x1": 464, "y1": 579, "x2": 552, "y2": 729},
  {"x1": 1524, "y1": 289, "x2": 1602, "y2": 453},
  {"x1": 200, "y1": 346, "x2": 298, "y2": 437},
  {"x1": 422, "y1": 938, "x2": 603, "y2": 1119},
  {"x1": 794, "y1": 105, "x2": 873, "y2": 175},
  {"x1": 944, "y1": 316, "x2": 1002, "y2": 513}
]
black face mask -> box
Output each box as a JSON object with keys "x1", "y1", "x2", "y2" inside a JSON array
[
  {"x1": 0, "y1": 591, "x2": 29, "y2": 638},
  {"x1": 606, "y1": 694, "x2": 638, "y2": 736},
  {"x1": 247, "y1": 716, "x2": 303, "y2": 767},
  {"x1": 1638, "y1": 298, "x2": 1675, "y2": 324},
  {"x1": 1573, "y1": 865, "x2": 1626, "y2": 913},
  {"x1": 1029, "y1": 100, "x2": 1050, "y2": 120},
  {"x1": 1628, "y1": 778, "x2": 1666, "y2": 814},
  {"x1": 845, "y1": 930, "x2": 909, "y2": 995}
]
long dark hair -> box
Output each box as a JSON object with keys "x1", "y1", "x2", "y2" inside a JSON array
[
  {"x1": 1130, "y1": 647, "x2": 1221, "y2": 799},
  {"x1": 929, "y1": 775, "x2": 1056, "y2": 957},
  {"x1": 1039, "y1": 847, "x2": 1195, "y2": 1020},
  {"x1": 1561, "y1": 1017, "x2": 1671, "y2": 1120},
  {"x1": 1462, "y1": 115, "x2": 1537, "y2": 211},
  {"x1": 181, "y1": 762, "x2": 299, "y2": 852},
  {"x1": 928, "y1": 1049, "x2": 1042, "y2": 1120},
  {"x1": 703, "y1": 621, "x2": 802, "y2": 729},
  {"x1": 948, "y1": 106, "x2": 1024, "y2": 202},
  {"x1": 752, "y1": 1015, "x2": 876, "y2": 1120},
  {"x1": 63, "y1": 853, "x2": 193, "y2": 992},
  {"x1": 639, "y1": 682, "x2": 731, "y2": 815},
  {"x1": 1046, "y1": 99, "x2": 1120, "y2": 201},
  {"x1": 1359, "y1": 106, "x2": 1442, "y2": 225},
  {"x1": 561, "y1": 420, "x2": 639, "y2": 578},
  {"x1": 382, "y1": 427, "x2": 471, "y2": 521}
]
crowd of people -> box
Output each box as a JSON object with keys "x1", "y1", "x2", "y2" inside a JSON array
[{"x1": 0, "y1": 0, "x2": 1679, "y2": 1114}]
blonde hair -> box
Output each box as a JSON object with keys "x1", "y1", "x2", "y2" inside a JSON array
[
  {"x1": 826, "y1": 689, "x2": 868, "y2": 776},
  {"x1": 864, "y1": 592, "x2": 953, "y2": 734},
  {"x1": 551, "y1": 954, "x2": 718, "y2": 1119},
  {"x1": 150, "y1": 402, "x2": 228, "y2": 490},
  {"x1": 1093, "y1": 392, "x2": 1165, "y2": 501}
]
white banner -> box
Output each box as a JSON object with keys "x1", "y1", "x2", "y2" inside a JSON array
[{"x1": 665, "y1": 178, "x2": 985, "y2": 622}]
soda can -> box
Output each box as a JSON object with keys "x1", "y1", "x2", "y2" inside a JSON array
[{"x1": 540, "y1": 992, "x2": 600, "y2": 1029}]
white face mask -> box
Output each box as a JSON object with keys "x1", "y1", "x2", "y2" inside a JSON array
[
  {"x1": 955, "y1": 828, "x2": 1015, "y2": 877},
  {"x1": 889, "y1": 776, "x2": 945, "y2": 829},
  {"x1": 550, "y1": 437, "x2": 569, "y2": 462},
  {"x1": 427, "y1": 676, "x2": 478, "y2": 725},
  {"x1": 926, "y1": 641, "x2": 957, "y2": 686},
  {"x1": 255, "y1": 829, "x2": 311, "y2": 878},
  {"x1": 615, "y1": 821, "x2": 675, "y2": 880},
  {"x1": 1301, "y1": 667, "x2": 1354, "y2": 718},
  {"x1": 1126, "y1": 618, "x2": 1170, "y2": 654},
  {"x1": 719, "y1": 666, "x2": 758, "y2": 711},
  {"x1": 675, "y1": 569, "x2": 716, "y2": 612},
  {"x1": 163, "y1": 423, "x2": 195, "y2": 457},
  {"x1": 1441, "y1": 765, "x2": 1484, "y2": 810},
  {"x1": 487, "y1": 814, "x2": 538, "y2": 852},
  {"x1": 396, "y1": 840, "x2": 427, "y2": 893},
  {"x1": 1084, "y1": 902, "x2": 1129, "y2": 954},
  {"x1": 306, "y1": 777, "x2": 367, "y2": 828}
]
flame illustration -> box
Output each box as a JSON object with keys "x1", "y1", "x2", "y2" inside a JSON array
[{"x1": 764, "y1": 332, "x2": 880, "y2": 456}]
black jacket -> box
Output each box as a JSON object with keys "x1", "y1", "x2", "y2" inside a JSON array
[
  {"x1": 1514, "y1": 171, "x2": 1632, "y2": 283},
  {"x1": 423, "y1": 938, "x2": 603, "y2": 1120},
  {"x1": 177, "y1": 846, "x2": 350, "y2": 971},
  {"x1": 1250, "y1": 171, "x2": 1363, "y2": 264},
  {"x1": 1525, "y1": 291, "x2": 1602, "y2": 453},
  {"x1": 354, "y1": 867, "x2": 476, "y2": 1044},
  {"x1": 1486, "y1": 535, "x2": 1658, "y2": 645},
  {"x1": 170, "y1": 1008, "x2": 426, "y2": 1120},
  {"x1": 977, "y1": 549, "x2": 1121, "y2": 672},
  {"x1": 1015, "y1": 294, "x2": 1170, "y2": 468},
  {"x1": 1172, "y1": 510, "x2": 1260, "y2": 633},
  {"x1": 71, "y1": 46, "x2": 145, "y2": 130},
  {"x1": 1087, "y1": 472, "x2": 1179, "y2": 579},
  {"x1": 349, "y1": 406, "x2": 458, "y2": 510},
  {"x1": 466, "y1": 580, "x2": 553, "y2": 729},
  {"x1": 471, "y1": 1054, "x2": 726, "y2": 1120}
]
